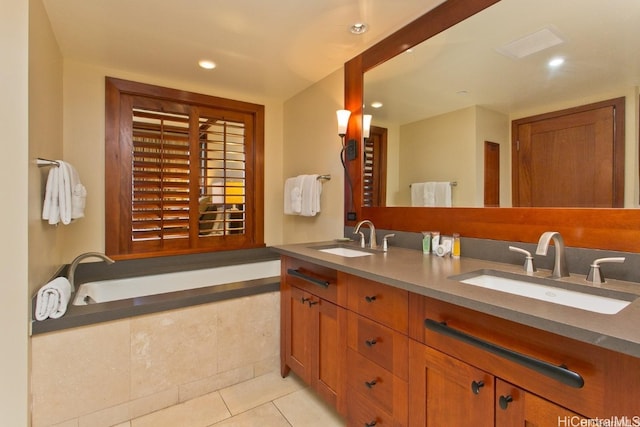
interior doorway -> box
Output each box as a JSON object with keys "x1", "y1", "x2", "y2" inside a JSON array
[{"x1": 511, "y1": 97, "x2": 624, "y2": 208}]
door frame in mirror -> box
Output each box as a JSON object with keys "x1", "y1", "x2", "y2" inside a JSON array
[{"x1": 343, "y1": 0, "x2": 640, "y2": 252}]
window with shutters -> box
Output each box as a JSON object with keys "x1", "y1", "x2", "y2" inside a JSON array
[{"x1": 105, "y1": 77, "x2": 264, "y2": 258}]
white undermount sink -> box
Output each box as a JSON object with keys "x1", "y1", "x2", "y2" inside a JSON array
[
  {"x1": 312, "y1": 244, "x2": 374, "y2": 258},
  {"x1": 452, "y1": 270, "x2": 636, "y2": 315}
]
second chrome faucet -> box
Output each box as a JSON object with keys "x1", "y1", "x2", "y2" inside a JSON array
[{"x1": 536, "y1": 231, "x2": 569, "y2": 279}]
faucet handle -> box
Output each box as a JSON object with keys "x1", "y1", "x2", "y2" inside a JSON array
[
  {"x1": 586, "y1": 257, "x2": 625, "y2": 284},
  {"x1": 509, "y1": 246, "x2": 536, "y2": 274},
  {"x1": 382, "y1": 234, "x2": 395, "y2": 252}
]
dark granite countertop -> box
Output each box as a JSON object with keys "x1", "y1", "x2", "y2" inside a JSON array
[{"x1": 272, "y1": 241, "x2": 640, "y2": 359}]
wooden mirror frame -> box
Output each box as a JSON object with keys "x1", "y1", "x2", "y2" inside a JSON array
[{"x1": 343, "y1": 0, "x2": 640, "y2": 252}]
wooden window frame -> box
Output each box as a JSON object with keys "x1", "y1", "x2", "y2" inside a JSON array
[{"x1": 105, "y1": 77, "x2": 265, "y2": 259}]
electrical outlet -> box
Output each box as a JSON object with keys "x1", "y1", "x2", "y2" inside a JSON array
[
  {"x1": 347, "y1": 212, "x2": 357, "y2": 221},
  {"x1": 346, "y1": 139, "x2": 357, "y2": 161}
]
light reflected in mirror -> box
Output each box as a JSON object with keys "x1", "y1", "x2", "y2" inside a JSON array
[{"x1": 363, "y1": 0, "x2": 640, "y2": 208}]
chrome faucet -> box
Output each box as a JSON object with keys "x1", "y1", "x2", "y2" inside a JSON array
[
  {"x1": 354, "y1": 220, "x2": 377, "y2": 249},
  {"x1": 68, "y1": 252, "x2": 115, "y2": 293},
  {"x1": 535, "y1": 231, "x2": 569, "y2": 279}
]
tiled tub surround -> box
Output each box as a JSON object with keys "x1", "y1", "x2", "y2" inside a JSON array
[
  {"x1": 32, "y1": 248, "x2": 279, "y2": 334},
  {"x1": 30, "y1": 248, "x2": 283, "y2": 426},
  {"x1": 31, "y1": 291, "x2": 281, "y2": 427}
]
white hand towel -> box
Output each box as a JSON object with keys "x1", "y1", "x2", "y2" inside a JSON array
[
  {"x1": 35, "y1": 277, "x2": 72, "y2": 321},
  {"x1": 43, "y1": 166, "x2": 61, "y2": 225},
  {"x1": 289, "y1": 175, "x2": 304, "y2": 214},
  {"x1": 68, "y1": 161, "x2": 86, "y2": 219},
  {"x1": 58, "y1": 161, "x2": 73, "y2": 224},
  {"x1": 434, "y1": 181, "x2": 452, "y2": 207},
  {"x1": 42, "y1": 167, "x2": 56, "y2": 222},
  {"x1": 41, "y1": 161, "x2": 86, "y2": 225},
  {"x1": 301, "y1": 174, "x2": 320, "y2": 216},
  {"x1": 284, "y1": 177, "x2": 299, "y2": 215},
  {"x1": 411, "y1": 183, "x2": 426, "y2": 206},
  {"x1": 424, "y1": 182, "x2": 436, "y2": 207}
]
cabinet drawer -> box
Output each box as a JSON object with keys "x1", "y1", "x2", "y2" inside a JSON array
[
  {"x1": 347, "y1": 348, "x2": 407, "y2": 418},
  {"x1": 347, "y1": 274, "x2": 408, "y2": 332},
  {"x1": 347, "y1": 387, "x2": 399, "y2": 427},
  {"x1": 282, "y1": 256, "x2": 343, "y2": 305},
  {"x1": 348, "y1": 312, "x2": 408, "y2": 380},
  {"x1": 409, "y1": 294, "x2": 609, "y2": 418}
]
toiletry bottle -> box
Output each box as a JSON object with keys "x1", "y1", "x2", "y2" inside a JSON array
[
  {"x1": 452, "y1": 233, "x2": 461, "y2": 258},
  {"x1": 422, "y1": 232, "x2": 431, "y2": 254},
  {"x1": 431, "y1": 232, "x2": 440, "y2": 254}
]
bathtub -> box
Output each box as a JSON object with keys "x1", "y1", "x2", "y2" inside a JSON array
[{"x1": 72, "y1": 260, "x2": 281, "y2": 306}]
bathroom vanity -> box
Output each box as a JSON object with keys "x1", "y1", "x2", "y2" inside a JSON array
[{"x1": 274, "y1": 242, "x2": 640, "y2": 426}]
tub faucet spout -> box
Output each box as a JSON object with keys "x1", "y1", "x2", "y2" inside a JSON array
[
  {"x1": 68, "y1": 252, "x2": 115, "y2": 293},
  {"x1": 535, "y1": 231, "x2": 569, "y2": 279}
]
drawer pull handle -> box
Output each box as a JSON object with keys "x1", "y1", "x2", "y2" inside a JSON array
[
  {"x1": 307, "y1": 300, "x2": 318, "y2": 306},
  {"x1": 424, "y1": 319, "x2": 584, "y2": 389},
  {"x1": 365, "y1": 379, "x2": 378, "y2": 388},
  {"x1": 365, "y1": 421, "x2": 377, "y2": 427},
  {"x1": 365, "y1": 339, "x2": 378, "y2": 347},
  {"x1": 365, "y1": 295, "x2": 377, "y2": 303},
  {"x1": 499, "y1": 395, "x2": 513, "y2": 410},
  {"x1": 301, "y1": 297, "x2": 310, "y2": 304},
  {"x1": 287, "y1": 269, "x2": 329, "y2": 288},
  {"x1": 471, "y1": 380, "x2": 484, "y2": 395}
]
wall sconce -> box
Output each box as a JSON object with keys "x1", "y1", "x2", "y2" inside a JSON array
[
  {"x1": 363, "y1": 114, "x2": 372, "y2": 139},
  {"x1": 336, "y1": 109, "x2": 351, "y2": 138}
]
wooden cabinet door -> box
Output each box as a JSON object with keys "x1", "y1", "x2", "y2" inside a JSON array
[
  {"x1": 312, "y1": 298, "x2": 346, "y2": 411},
  {"x1": 409, "y1": 340, "x2": 494, "y2": 427},
  {"x1": 284, "y1": 286, "x2": 313, "y2": 383},
  {"x1": 495, "y1": 380, "x2": 587, "y2": 427}
]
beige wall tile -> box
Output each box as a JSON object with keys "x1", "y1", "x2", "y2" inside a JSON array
[
  {"x1": 217, "y1": 292, "x2": 279, "y2": 372},
  {"x1": 31, "y1": 321, "x2": 130, "y2": 427},
  {"x1": 254, "y1": 354, "x2": 280, "y2": 377},
  {"x1": 130, "y1": 304, "x2": 219, "y2": 398},
  {"x1": 131, "y1": 392, "x2": 230, "y2": 427},
  {"x1": 179, "y1": 365, "x2": 253, "y2": 402}
]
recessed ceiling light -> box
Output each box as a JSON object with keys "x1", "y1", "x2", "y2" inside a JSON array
[
  {"x1": 371, "y1": 101, "x2": 383, "y2": 109},
  {"x1": 350, "y1": 23, "x2": 368, "y2": 35},
  {"x1": 548, "y1": 57, "x2": 565, "y2": 68},
  {"x1": 198, "y1": 60, "x2": 216, "y2": 70}
]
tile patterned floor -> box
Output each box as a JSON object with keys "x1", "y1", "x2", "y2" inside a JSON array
[{"x1": 115, "y1": 372, "x2": 346, "y2": 427}]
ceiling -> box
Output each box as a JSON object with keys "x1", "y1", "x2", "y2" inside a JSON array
[
  {"x1": 364, "y1": 0, "x2": 640, "y2": 124},
  {"x1": 42, "y1": 0, "x2": 445, "y2": 101}
]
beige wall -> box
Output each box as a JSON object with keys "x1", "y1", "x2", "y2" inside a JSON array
[
  {"x1": 475, "y1": 107, "x2": 510, "y2": 206},
  {"x1": 59, "y1": 60, "x2": 285, "y2": 260},
  {"x1": 29, "y1": 0, "x2": 64, "y2": 295},
  {"x1": 282, "y1": 69, "x2": 345, "y2": 243},
  {"x1": 399, "y1": 107, "x2": 477, "y2": 207},
  {"x1": 1, "y1": 0, "x2": 29, "y2": 425}
]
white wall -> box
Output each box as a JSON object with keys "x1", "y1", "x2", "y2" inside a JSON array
[
  {"x1": 282, "y1": 69, "x2": 345, "y2": 243},
  {"x1": 1, "y1": 0, "x2": 29, "y2": 424}
]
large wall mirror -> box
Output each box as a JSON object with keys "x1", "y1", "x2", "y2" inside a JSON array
[
  {"x1": 344, "y1": 0, "x2": 640, "y2": 252},
  {"x1": 363, "y1": 0, "x2": 638, "y2": 208}
]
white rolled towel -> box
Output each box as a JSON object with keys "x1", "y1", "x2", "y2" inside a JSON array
[{"x1": 35, "y1": 277, "x2": 72, "y2": 321}]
